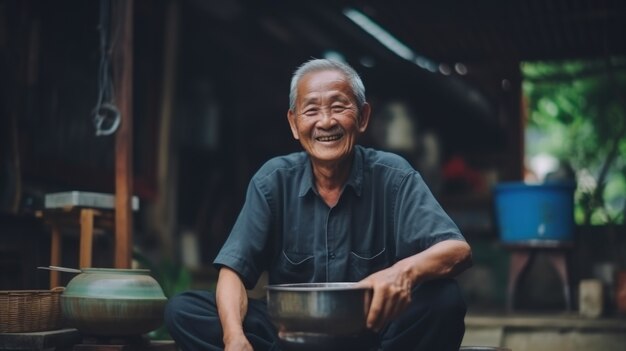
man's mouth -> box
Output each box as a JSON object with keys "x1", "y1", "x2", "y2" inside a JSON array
[{"x1": 316, "y1": 134, "x2": 343, "y2": 142}]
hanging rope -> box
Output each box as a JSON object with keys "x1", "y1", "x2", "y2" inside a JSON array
[{"x1": 92, "y1": 0, "x2": 120, "y2": 136}]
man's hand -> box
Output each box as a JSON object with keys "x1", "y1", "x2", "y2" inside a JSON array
[
  {"x1": 224, "y1": 334, "x2": 253, "y2": 351},
  {"x1": 359, "y1": 264, "x2": 413, "y2": 332},
  {"x1": 358, "y1": 240, "x2": 472, "y2": 332}
]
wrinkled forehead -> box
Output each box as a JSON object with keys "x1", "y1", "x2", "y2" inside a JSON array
[{"x1": 296, "y1": 70, "x2": 355, "y2": 103}]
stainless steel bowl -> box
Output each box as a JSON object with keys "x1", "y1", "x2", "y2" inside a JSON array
[{"x1": 266, "y1": 282, "x2": 373, "y2": 337}]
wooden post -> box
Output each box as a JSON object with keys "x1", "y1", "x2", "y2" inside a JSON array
[
  {"x1": 79, "y1": 209, "x2": 95, "y2": 268},
  {"x1": 112, "y1": 0, "x2": 134, "y2": 269},
  {"x1": 49, "y1": 224, "x2": 61, "y2": 288},
  {"x1": 154, "y1": 0, "x2": 180, "y2": 259}
]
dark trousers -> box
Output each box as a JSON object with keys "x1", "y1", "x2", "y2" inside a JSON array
[{"x1": 164, "y1": 279, "x2": 466, "y2": 351}]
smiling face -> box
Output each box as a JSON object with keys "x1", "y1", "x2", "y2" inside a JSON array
[{"x1": 288, "y1": 69, "x2": 370, "y2": 166}]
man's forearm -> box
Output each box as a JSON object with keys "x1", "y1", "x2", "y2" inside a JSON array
[
  {"x1": 216, "y1": 267, "x2": 249, "y2": 343},
  {"x1": 396, "y1": 239, "x2": 472, "y2": 286}
]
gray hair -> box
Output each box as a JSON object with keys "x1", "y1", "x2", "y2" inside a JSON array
[{"x1": 289, "y1": 59, "x2": 366, "y2": 112}]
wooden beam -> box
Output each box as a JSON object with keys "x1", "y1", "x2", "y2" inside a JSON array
[{"x1": 112, "y1": 0, "x2": 134, "y2": 269}]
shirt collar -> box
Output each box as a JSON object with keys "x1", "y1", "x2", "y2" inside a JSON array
[{"x1": 298, "y1": 145, "x2": 364, "y2": 197}]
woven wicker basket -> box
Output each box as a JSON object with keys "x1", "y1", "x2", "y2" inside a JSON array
[{"x1": 0, "y1": 287, "x2": 64, "y2": 333}]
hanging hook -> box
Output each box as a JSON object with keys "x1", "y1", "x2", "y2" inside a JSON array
[
  {"x1": 93, "y1": 102, "x2": 121, "y2": 136},
  {"x1": 92, "y1": 0, "x2": 119, "y2": 137}
]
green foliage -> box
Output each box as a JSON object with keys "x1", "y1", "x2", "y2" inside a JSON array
[
  {"x1": 522, "y1": 58, "x2": 626, "y2": 225},
  {"x1": 133, "y1": 250, "x2": 193, "y2": 340}
]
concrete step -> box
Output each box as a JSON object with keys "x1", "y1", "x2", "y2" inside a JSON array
[{"x1": 463, "y1": 313, "x2": 626, "y2": 351}]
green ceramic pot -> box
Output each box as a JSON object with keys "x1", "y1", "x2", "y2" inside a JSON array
[{"x1": 61, "y1": 268, "x2": 167, "y2": 336}]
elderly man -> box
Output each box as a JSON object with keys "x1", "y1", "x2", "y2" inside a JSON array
[{"x1": 165, "y1": 59, "x2": 472, "y2": 351}]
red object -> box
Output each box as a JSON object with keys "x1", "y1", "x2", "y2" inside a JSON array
[
  {"x1": 442, "y1": 156, "x2": 485, "y2": 191},
  {"x1": 617, "y1": 271, "x2": 626, "y2": 314}
]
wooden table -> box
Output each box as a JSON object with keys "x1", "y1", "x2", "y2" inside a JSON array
[
  {"x1": 71, "y1": 336, "x2": 176, "y2": 351},
  {"x1": 72, "y1": 341, "x2": 176, "y2": 351},
  {"x1": 0, "y1": 330, "x2": 177, "y2": 351},
  {"x1": 0, "y1": 329, "x2": 81, "y2": 351}
]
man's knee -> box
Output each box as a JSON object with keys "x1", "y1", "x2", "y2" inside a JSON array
[
  {"x1": 164, "y1": 292, "x2": 189, "y2": 333},
  {"x1": 163, "y1": 291, "x2": 225, "y2": 350},
  {"x1": 379, "y1": 280, "x2": 466, "y2": 350},
  {"x1": 420, "y1": 279, "x2": 466, "y2": 319},
  {"x1": 164, "y1": 291, "x2": 217, "y2": 333}
]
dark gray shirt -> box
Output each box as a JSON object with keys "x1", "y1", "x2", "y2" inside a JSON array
[{"x1": 214, "y1": 145, "x2": 465, "y2": 289}]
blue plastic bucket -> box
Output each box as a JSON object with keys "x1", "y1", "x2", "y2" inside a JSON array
[{"x1": 493, "y1": 182, "x2": 575, "y2": 243}]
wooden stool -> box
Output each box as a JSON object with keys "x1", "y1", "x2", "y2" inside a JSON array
[
  {"x1": 503, "y1": 240, "x2": 573, "y2": 312},
  {"x1": 36, "y1": 208, "x2": 114, "y2": 288}
]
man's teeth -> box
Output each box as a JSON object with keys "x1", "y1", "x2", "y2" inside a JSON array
[{"x1": 317, "y1": 135, "x2": 342, "y2": 141}]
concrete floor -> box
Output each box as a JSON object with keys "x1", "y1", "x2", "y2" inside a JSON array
[{"x1": 462, "y1": 312, "x2": 626, "y2": 351}]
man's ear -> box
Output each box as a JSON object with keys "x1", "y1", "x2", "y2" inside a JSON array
[
  {"x1": 358, "y1": 102, "x2": 371, "y2": 133},
  {"x1": 287, "y1": 109, "x2": 300, "y2": 140}
]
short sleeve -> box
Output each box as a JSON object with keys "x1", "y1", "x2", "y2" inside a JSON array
[
  {"x1": 393, "y1": 171, "x2": 465, "y2": 258},
  {"x1": 213, "y1": 178, "x2": 273, "y2": 289}
]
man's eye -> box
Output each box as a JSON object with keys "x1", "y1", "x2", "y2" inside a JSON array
[
  {"x1": 303, "y1": 109, "x2": 318, "y2": 116},
  {"x1": 331, "y1": 106, "x2": 347, "y2": 113}
]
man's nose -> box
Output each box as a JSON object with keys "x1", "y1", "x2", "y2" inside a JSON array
[{"x1": 317, "y1": 108, "x2": 336, "y2": 127}]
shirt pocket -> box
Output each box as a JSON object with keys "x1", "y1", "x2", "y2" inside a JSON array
[
  {"x1": 349, "y1": 247, "x2": 387, "y2": 281},
  {"x1": 277, "y1": 250, "x2": 315, "y2": 283}
]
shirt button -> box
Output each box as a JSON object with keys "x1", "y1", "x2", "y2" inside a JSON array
[{"x1": 329, "y1": 253, "x2": 336, "y2": 259}]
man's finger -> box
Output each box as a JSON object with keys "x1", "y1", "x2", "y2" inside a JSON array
[
  {"x1": 372, "y1": 301, "x2": 393, "y2": 331},
  {"x1": 366, "y1": 289, "x2": 385, "y2": 330}
]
